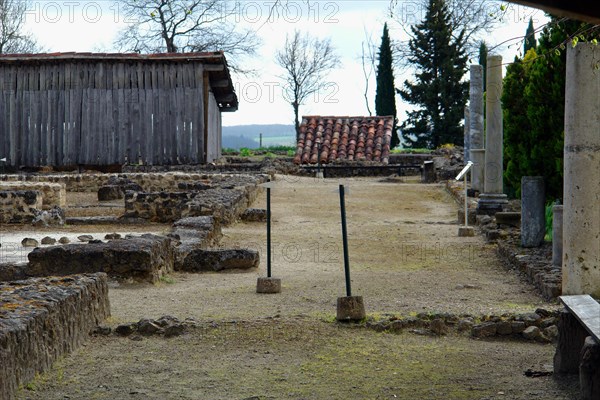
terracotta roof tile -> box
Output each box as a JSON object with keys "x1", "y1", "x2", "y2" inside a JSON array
[{"x1": 294, "y1": 116, "x2": 394, "y2": 165}]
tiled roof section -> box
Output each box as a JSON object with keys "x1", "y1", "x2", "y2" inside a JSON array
[{"x1": 294, "y1": 116, "x2": 394, "y2": 165}]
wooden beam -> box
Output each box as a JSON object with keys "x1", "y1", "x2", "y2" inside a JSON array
[
  {"x1": 210, "y1": 79, "x2": 230, "y2": 88},
  {"x1": 506, "y1": 1, "x2": 600, "y2": 24},
  {"x1": 203, "y1": 64, "x2": 225, "y2": 72},
  {"x1": 215, "y1": 93, "x2": 236, "y2": 103}
]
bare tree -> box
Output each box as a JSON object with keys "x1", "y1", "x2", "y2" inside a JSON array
[
  {"x1": 389, "y1": 0, "x2": 503, "y2": 71},
  {"x1": 114, "y1": 0, "x2": 261, "y2": 73},
  {"x1": 276, "y1": 30, "x2": 340, "y2": 139},
  {"x1": 0, "y1": 0, "x2": 41, "y2": 54},
  {"x1": 360, "y1": 28, "x2": 377, "y2": 116}
]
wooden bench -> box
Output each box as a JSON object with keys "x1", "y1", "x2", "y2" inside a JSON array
[{"x1": 553, "y1": 295, "x2": 600, "y2": 400}]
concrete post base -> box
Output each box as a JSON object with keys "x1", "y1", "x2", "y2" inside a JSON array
[
  {"x1": 476, "y1": 193, "x2": 508, "y2": 215},
  {"x1": 458, "y1": 226, "x2": 475, "y2": 237},
  {"x1": 316, "y1": 171, "x2": 324, "y2": 179},
  {"x1": 336, "y1": 296, "x2": 366, "y2": 322},
  {"x1": 256, "y1": 277, "x2": 281, "y2": 294}
]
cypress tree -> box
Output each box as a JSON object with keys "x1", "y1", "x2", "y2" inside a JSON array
[
  {"x1": 502, "y1": 17, "x2": 598, "y2": 200},
  {"x1": 397, "y1": 0, "x2": 468, "y2": 149},
  {"x1": 478, "y1": 41, "x2": 488, "y2": 92},
  {"x1": 524, "y1": 18, "x2": 536, "y2": 55},
  {"x1": 375, "y1": 23, "x2": 400, "y2": 149}
]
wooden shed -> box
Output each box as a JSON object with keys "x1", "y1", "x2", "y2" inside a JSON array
[{"x1": 0, "y1": 51, "x2": 237, "y2": 168}]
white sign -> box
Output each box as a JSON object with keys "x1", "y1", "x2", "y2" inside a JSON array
[{"x1": 455, "y1": 161, "x2": 474, "y2": 181}]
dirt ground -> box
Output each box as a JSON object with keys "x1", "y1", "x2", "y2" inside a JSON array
[{"x1": 15, "y1": 175, "x2": 579, "y2": 400}]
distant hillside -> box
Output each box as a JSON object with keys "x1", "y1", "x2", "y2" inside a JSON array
[{"x1": 222, "y1": 124, "x2": 295, "y2": 149}]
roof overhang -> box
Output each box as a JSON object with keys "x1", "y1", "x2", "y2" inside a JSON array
[{"x1": 506, "y1": 1, "x2": 600, "y2": 24}]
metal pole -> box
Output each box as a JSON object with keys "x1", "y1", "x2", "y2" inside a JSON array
[
  {"x1": 260, "y1": 133, "x2": 263, "y2": 148},
  {"x1": 317, "y1": 142, "x2": 322, "y2": 177},
  {"x1": 339, "y1": 184, "x2": 351, "y2": 297},
  {"x1": 266, "y1": 179, "x2": 271, "y2": 278},
  {"x1": 464, "y1": 174, "x2": 468, "y2": 227}
]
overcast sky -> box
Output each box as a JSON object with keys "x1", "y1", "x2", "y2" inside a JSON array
[{"x1": 23, "y1": 0, "x2": 548, "y2": 127}]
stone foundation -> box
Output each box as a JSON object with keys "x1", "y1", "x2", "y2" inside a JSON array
[
  {"x1": 0, "y1": 190, "x2": 43, "y2": 223},
  {"x1": 0, "y1": 172, "x2": 267, "y2": 193},
  {"x1": 0, "y1": 182, "x2": 65, "y2": 209},
  {"x1": 0, "y1": 273, "x2": 110, "y2": 400},
  {"x1": 180, "y1": 249, "x2": 259, "y2": 272},
  {"x1": 171, "y1": 216, "x2": 222, "y2": 270},
  {"x1": 124, "y1": 176, "x2": 265, "y2": 224},
  {"x1": 27, "y1": 235, "x2": 174, "y2": 283}
]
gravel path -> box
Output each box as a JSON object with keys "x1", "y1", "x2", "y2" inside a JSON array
[{"x1": 16, "y1": 175, "x2": 578, "y2": 400}]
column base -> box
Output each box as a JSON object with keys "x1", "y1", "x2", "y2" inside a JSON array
[{"x1": 477, "y1": 193, "x2": 508, "y2": 215}]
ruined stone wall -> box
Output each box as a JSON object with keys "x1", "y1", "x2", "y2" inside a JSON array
[
  {"x1": 123, "y1": 175, "x2": 265, "y2": 224},
  {"x1": 0, "y1": 172, "x2": 266, "y2": 193},
  {"x1": 0, "y1": 273, "x2": 110, "y2": 400},
  {"x1": 0, "y1": 190, "x2": 43, "y2": 223},
  {"x1": 27, "y1": 235, "x2": 174, "y2": 284},
  {"x1": 0, "y1": 182, "x2": 65, "y2": 209}
]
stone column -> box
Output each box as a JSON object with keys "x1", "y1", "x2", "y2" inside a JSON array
[
  {"x1": 477, "y1": 55, "x2": 507, "y2": 214},
  {"x1": 552, "y1": 205, "x2": 563, "y2": 267},
  {"x1": 563, "y1": 44, "x2": 600, "y2": 297},
  {"x1": 470, "y1": 149, "x2": 485, "y2": 194},
  {"x1": 521, "y1": 176, "x2": 545, "y2": 247},
  {"x1": 463, "y1": 106, "x2": 470, "y2": 162},
  {"x1": 469, "y1": 65, "x2": 485, "y2": 191}
]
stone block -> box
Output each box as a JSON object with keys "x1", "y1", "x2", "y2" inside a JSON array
[
  {"x1": 495, "y1": 212, "x2": 521, "y2": 227},
  {"x1": 241, "y1": 208, "x2": 267, "y2": 222},
  {"x1": 180, "y1": 249, "x2": 259, "y2": 272},
  {"x1": 458, "y1": 226, "x2": 475, "y2": 237},
  {"x1": 256, "y1": 277, "x2": 282, "y2": 294},
  {"x1": 336, "y1": 296, "x2": 366, "y2": 322},
  {"x1": 0, "y1": 190, "x2": 43, "y2": 224},
  {"x1": 472, "y1": 322, "x2": 497, "y2": 338},
  {"x1": 27, "y1": 235, "x2": 174, "y2": 283},
  {"x1": 523, "y1": 326, "x2": 542, "y2": 340},
  {"x1": 0, "y1": 181, "x2": 66, "y2": 209},
  {"x1": 98, "y1": 185, "x2": 124, "y2": 201},
  {"x1": 172, "y1": 216, "x2": 222, "y2": 270},
  {"x1": 0, "y1": 274, "x2": 110, "y2": 400}
]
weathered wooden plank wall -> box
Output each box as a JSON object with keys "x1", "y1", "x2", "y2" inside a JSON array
[
  {"x1": 0, "y1": 61, "x2": 206, "y2": 166},
  {"x1": 206, "y1": 90, "x2": 221, "y2": 162}
]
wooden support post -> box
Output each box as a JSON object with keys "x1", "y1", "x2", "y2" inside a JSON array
[
  {"x1": 580, "y1": 336, "x2": 600, "y2": 400},
  {"x1": 554, "y1": 309, "x2": 590, "y2": 374}
]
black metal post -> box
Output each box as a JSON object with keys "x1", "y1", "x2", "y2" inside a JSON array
[
  {"x1": 317, "y1": 142, "x2": 322, "y2": 177},
  {"x1": 339, "y1": 184, "x2": 351, "y2": 297},
  {"x1": 266, "y1": 179, "x2": 271, "y2": 278}
]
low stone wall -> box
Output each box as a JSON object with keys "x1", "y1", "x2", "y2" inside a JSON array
[
  {"x1": 365, "y1": 308, "x2": 560, "y2": 342},
  {"x1": 171, "y1": 216, "x2": 222, "y2": 270},
  {"x1": 123, "y1": 175, "x2": 265, "y2": 224},
  {"x1": 0, "y1": 190, "x2": 42, "y2": 223},
  {"x1": 445, "y1": 180, "x2": 560, "y2": 300},
  {"x1": 0, "y1": 172, "x2": 268, "y2": 193},
  {"x1": 0, "y1": 273, "x2": 110, "y2": 400},
  {"x1": 0, "y1": 182, "x2": 65, "y2": 209},
  {"x1": 27, "y1": 235, "x2": 174, "y2": 283}
]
